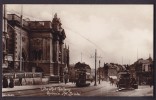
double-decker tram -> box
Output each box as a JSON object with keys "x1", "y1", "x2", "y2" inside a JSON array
[{"x1": 75, "y1": 69, "x2": 90, "y2": 87}]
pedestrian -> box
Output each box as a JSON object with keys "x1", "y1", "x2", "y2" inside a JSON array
[
  {"x1": 3, "y1": 76, "x2": 8, "y2": 88},
  {"x1": 64, "y1": 73, "x2": 68, "y2": 84},
  {"x1": 9, "y1": 76, "x2": 14, "y2": 88},
  {"x1": 19, "y1": 75, "x2": 23, "y2": 86},
  {"x1": 109, "y1": 78, "x2": 114, "y2": 86}
]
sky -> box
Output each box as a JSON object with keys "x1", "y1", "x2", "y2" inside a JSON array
[{"x1": 6, "y1": 4, "x2": 153, "y2": 68}]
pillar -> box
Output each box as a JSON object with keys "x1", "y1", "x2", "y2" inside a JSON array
[
  {"x1": 49, "y1": 36, "x2": 54, "y2": 76},
  {"x1": 53, "y1": 34, "x2": 60, "y2": 76},
  {"x1": 13, "y1": 31, "x2": 19, "y2": 70}
]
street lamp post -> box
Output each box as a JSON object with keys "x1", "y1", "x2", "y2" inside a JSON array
[{"x1": 99, "y1": 60, "x2": 100, "y2": 84}]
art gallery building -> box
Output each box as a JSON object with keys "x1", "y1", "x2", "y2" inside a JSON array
[{"x1": 2, "y1": 12, "x2": 70, "y2": 82}]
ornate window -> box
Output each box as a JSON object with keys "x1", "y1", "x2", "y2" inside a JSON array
[
  {"x1": 32, "y1": 49, "x2": 42, "y2": 60},
  {"x1": 31, "y1": 38, "x2": 43, "y2": 61}
]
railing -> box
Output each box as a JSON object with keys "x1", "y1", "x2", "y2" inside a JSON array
[
  {"x1": 28, "y1": 21, "x2": 52, "y2": 29},
  {"x1": 2, "y1": 72, "x2": 50, "y2": 85},
  {"x1": 7, "y1": 14, "x2": 52, "y2": 29},
  {"x1": 3, "y1": 72, "x2": 42, "y2": 78},
  {"x1": 7, "y1": 14, "x2": 29, "y2": 27}
]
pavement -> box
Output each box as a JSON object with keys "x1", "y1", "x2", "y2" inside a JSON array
[
  {"x1": 2, "y1": 82, "x2": 76, "y2": 92},
  {"x1": 2, "y1": 81, "x2": 109, "y2": 93}
]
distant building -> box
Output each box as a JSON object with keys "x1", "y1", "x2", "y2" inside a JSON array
[
  {"x1": 103, "y1": 63, "x2": 123, "y2": 81},
  {"x1": 90, "y1": 69, "x2": 95, "y2": 80},
  {"x1": 103, "y1": 63, "x2": 108, "y2": 81},
  {"x1": 2, "y1": 13, "x2": 69, "y2": 82},
  {"x1": 131, "y1": 56, "x2": 153, "y2": 85},
  {"x1": 107, "y1": 63, "x2": 118, "y2": 78},
  {"x1": 97, "y1": 67, "x2": 104, "y2": 81}
]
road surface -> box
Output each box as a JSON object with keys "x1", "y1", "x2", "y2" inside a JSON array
[{"x1": 2, "y1": 81, "x2": 153, "y2": 97}]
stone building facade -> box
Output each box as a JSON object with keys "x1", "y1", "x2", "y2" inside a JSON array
[
  {"x1": 97, "y1": 67, "x2": 105, "y2": 81},
  {"x1": 131, "y1": 57, "x2": 153, "y2": 85},
  {"x1": 2, "y1": 13, "x2": 69, "y2": 82}
]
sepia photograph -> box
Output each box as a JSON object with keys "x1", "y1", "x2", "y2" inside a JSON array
[{"x1": 2, "y1": 4, "x2": 154, "y2": 97}]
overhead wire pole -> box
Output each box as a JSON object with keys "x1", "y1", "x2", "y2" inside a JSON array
[
  {"x1": 90, "y1": 49, "x2": 102, "y2": 86},
  {"x1": 94, "y1": 49, "x2": 97, "y2": 86},
  {"x1": 99, "y1": 60, "x2": 100, "y2": 84},
  {"x1": 63, "y1": 26, "x2": 106, "y2": 54},
  {"x1": 20, "y1": 5, "x2": 23, "y2": 72}
]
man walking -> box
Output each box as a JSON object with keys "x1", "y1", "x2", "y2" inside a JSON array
[
  {"x1": 19, "y1": 75, "x2": 23, "y2": 86},
  {"x1": 64, "y1": 73, "x2": 68, "y2": 84}
]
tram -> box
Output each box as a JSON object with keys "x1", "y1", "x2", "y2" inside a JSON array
[{"x1": 75, "y1": 69, "x2": 90, "y2": 87}]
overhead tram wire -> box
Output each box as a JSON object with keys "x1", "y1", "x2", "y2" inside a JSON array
[
  {"x1": 63, "y1": 26, "x2": 106, "y2": 54},
  {"x1": 7, "y1": 10, "x2": 105, "y2": 55}
]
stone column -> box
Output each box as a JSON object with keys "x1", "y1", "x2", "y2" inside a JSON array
[
  {"x1": 56, "y1": 39, "x2": 60, "y2": 76},
  {"x1": 59, "y1": 39, "x2": 65, "y2": 82},
  {"x1": 49, "y1": 35, "x2": 53, "y2": 63},
  {"x1": 14, "y1": 31, "x2": 19, "y2": 70},
  {"x1": 60, "y1": 41, "x2": 64, "y2": 64},
  {"x1": 53, "y1": 34, "x2": 60, "y2": 76},
  {"x1": 2, "y1": 5, "x2": 8, "y2": 68},
  {"x1": 42, "y1": 38, "x2": 46, "y2": 60},
  {"x1": 49, "y1": 35, "x2": 54, "y2": 76},
  {"x1": 53, "y1": 35, "x2": 59, "y2": 62}
]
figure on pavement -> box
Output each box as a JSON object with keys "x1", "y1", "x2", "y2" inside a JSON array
[
  {"x1": 3, "y1": 76, "x2": 8, "y2": 88},
  {"x1": 9, "y1": 76, "x2": 14, "y2": 88}
]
